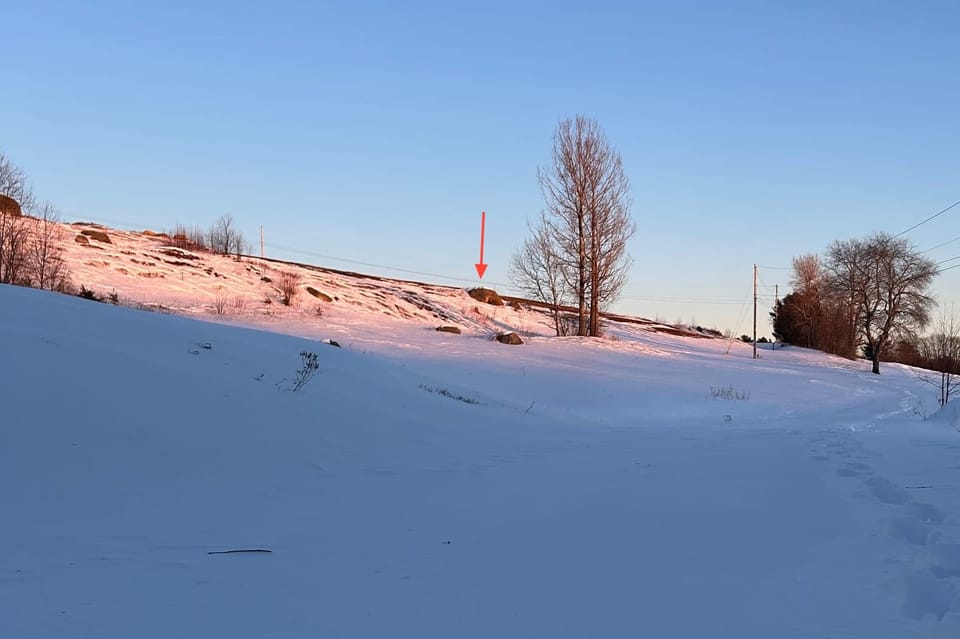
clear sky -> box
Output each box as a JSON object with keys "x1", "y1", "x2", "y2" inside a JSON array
[{"x1": 3, "y1": 0, "x2": 958, "y2": 336}]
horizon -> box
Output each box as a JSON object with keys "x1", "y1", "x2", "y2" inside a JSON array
[{"x1": 2, "y1": 1, "x2": 958, "y2": 336}]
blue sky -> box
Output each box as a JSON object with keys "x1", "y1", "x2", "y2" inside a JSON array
[{"x1": 3, "y1": 1, "x2": 958, "y2": 335}]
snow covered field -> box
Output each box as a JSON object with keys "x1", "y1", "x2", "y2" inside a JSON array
[{"x1": 3, "y1": 260, "x2": 960, "y2": 635}]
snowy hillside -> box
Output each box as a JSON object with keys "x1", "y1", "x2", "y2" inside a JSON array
[
  {"x1": 3, "y1": 280, "x2": 960, "y2": 637},
  {"x1": 58, "y1": 221, "x2": 716, "y2": 343}
]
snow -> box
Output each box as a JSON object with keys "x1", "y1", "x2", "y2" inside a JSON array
[{"x1": 3, "y1": 228, "x2": 960, "y2": 636}]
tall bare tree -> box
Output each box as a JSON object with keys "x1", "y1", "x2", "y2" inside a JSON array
[
  {"x1": 825, "y1": 232, "x2": 937, "y2": 374},
  {"x1": 531, "y1": 116, "x2": 634, "y2": 337}
]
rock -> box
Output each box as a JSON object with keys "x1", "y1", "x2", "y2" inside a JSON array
[
  {"x1": 436, "y1": 325, "x2": 461, "y2": 334},
  {"x1": 322, "y1": 339, "x2": 341, "y2": 348},
  {"x1": 0, "y1": 193, "x2": 22, "y2": 216},
  {"x1": 509, "y1": 300, "x2": 523, "y2": 310},
  {"x1": 468, "y1": 287, "x2": 504, "y2": 306},
  {"x1": 74, "y1": 234, "x2": 90, "y2": 245},
  {"x1": 495, "y1": 332, "x2": 523, "y2": 345},
  {"x1": 306, "y1": 286, "x2": 333, "y2": 302},
  {"x1": 81, "y1": 229, "x2": 112, "y2": 244}
]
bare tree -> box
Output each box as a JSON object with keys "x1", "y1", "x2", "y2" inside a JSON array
[
  {"x1": 28, "y1": 202, "x2": 70, "y2": 291},
  {"x1": 0, "y1": 201, "x2": 29, "y2": 284},
  {"x1": 917, "y1": 308, "x2": 960, "y2": 407},
  {"x1": 278, "y1": 271, "x2": 300, "y2": 306},
  {"x1": 773, "y1": 254, "x2": 839, "y2": 350},
  {"x1": 208, "y1": 214, "x2": 247, "y2": 257},
  {"x1": 0, "y1": 152, "x2": 35, "y2": 214},
  {"x1": 534, "y1": 116, "x2": 634, "y2": 337},
  {"x1": 510, "y1": 213, "x2": 570, "y2": 336},
  {"x1": 825, "y1": 232, "x2": 937, "y2": 374},
  {"x1": 0, "y1": 153, "x2": 32, "y2": 284}
]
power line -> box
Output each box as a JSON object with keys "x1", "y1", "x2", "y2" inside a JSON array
[
  {"x1": 263, "y1": 241, "x2": 510, "y2": 288},
  {"x1": 924, "y1": 235, "x2": 960, "y2": 254},
  {"x1": 935, "y1": 254, "x2": 960, "y2": 266},
  {"x1": 894, "y1": 200, "x2": 960, "y2": 238}
]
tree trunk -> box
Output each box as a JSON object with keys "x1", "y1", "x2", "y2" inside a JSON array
[
  {"x1": 872, "y1": 353, "x2": 881, "y2": 374},
  {"x1": 577, "y1": 210, "x2": 587, "y2": 336}
]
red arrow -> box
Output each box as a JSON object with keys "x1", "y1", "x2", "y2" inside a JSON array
[{"x1": 475, "y1": 210, "x2": 488, "y2": 279}]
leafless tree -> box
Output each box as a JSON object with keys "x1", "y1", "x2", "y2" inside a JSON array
[
  {"x1": 533, "y1": 115, "x2": 634, "y2": 337},
  {"x1": 0, "y1": 152, "x2": 35, "y2": 214},
  {"x1": 278, "y1": 271, "x2": 300, "y2": 306},
  {"x1": 825, "y1": 232, "x2": 937, "y2": 374},
  {"x1": 510, "y1": 213, "x2": 570, "y2": 336},
  {"x1": 0, "y1": 153, "x2": 33, "y2": 284},
  {"x1": 774, "y1": 254, "x2": 835, "y2": 350},
  {"x1": 0, "y1": 202, "x2": 29, "y2": 284},
  {"x1": 208, "y1": 214, "x2": 247, "y2": 257},
  {"x1": 916, "y1": 308, "x2": 960, "y2": 407},
  {"x1": 28, "y1": 202, "x2": 70, "y2": 291}
]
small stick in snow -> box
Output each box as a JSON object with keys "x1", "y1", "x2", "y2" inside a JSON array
[
  {"x1": 904, "y1": 485, "x2": 933, "y2": 489},
  {"x1": 208, "y1": 549, "x2": 273, "y2": 555}
]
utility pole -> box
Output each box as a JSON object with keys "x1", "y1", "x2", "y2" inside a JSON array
[
  {"x1": 753, "y1": 264, "x2": 758, "y2": 360},
  {"x1": 260, "y1": 225, "x2": 264, "y2": 259},
  {"x1": 773, "y1": 284, "x2": 779, "y2": 350}
]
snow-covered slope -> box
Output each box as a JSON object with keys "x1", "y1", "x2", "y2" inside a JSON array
[
  {"x1": 8, "y1": 222, "x2": 960, "y2": 635},
  {"x1": 3, "y1": 282, "x2": 960, "y2": 637},
  {"x1": 59, "y1": 221, "x2": 717, "y2": 342}
]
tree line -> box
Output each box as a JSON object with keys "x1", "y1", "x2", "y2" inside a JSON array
[
  {"x1": 0, "y1": 151, "x2": 251, "y2": 297},
  {"x1": 771, "y1": 233, "x2": 945, "y2": 376},
  {"x1": 0, "y1": 153, "x2": 71, "y2": 291}
]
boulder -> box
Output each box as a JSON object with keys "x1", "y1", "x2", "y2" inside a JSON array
[
  {"x1": 74, "y1": 234, "x2": 90, "y2": 245},
  {"x1": 436, "y1": 325, "x2": 462, "y2": 334},
  {"x1": 81, "y1": 229, "x2": 112, "y2": 244},
  {"x1": 0, "y1": 193, "x2": 21, "y2": 216},
  {"x1": 495, "y1": 332, "x2": 523, "y2": 345},
  {"x1": 468, "y1": 287, "x2": 504, "y2": 306},
  {"x1": 306, "y1": 286, "x2": 333, "y2": 302}
]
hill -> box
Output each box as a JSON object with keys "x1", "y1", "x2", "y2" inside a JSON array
[
  {"x1": 2, "y1": 225, "x2": 960, "y2": 636},
  {"x1": 59, "y1": 221, "x2": 719, "y2": 343}
]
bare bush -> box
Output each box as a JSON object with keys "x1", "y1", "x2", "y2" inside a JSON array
[
  {"x1": 213, "y1": 288, "x2": 229, "y2": 315},
  {"x1": 292, "y1": 351, "x2": 319, "y2": 392},
  {"x1": 916, "y1": 308, "x2": 960, "y2": 407},
  {"x1": 710, "y1": 385, "x2": 750, "y2": 400},
  {"x1": 232, "y1": 294, "x2": 246, "y2": 314},
  {"x1": 278, "y1": 271, "x2": 300, "y2": 306}
]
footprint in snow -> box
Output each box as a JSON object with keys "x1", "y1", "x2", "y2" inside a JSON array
[
  {"x1": 890, "y1": 517, "x2": 937, "y2": 546},
  {"x1": 901, "y1": 571, "x2": 956, "y2": 621},
  {"x1": 864, "y1": 476, "x2": 911, "y2": 506}
]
